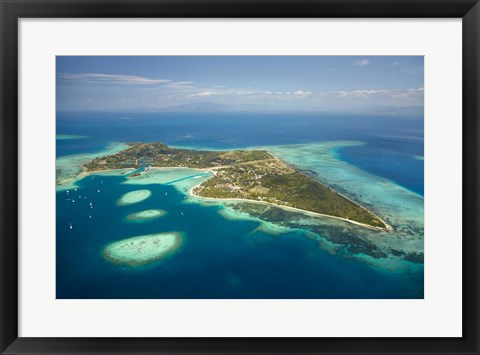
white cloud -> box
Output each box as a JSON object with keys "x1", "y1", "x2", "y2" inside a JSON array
[
  {"x1": 59, "y1": 73, "x2": 171, "y2": 85},
  {"x1": 354, "y1": 59, "x2": 370, "y2": 66},
  {"x1": 352, "y1": 89, "x2": 388, "y2": 97},
  {"x1": 190, "y1": 91, "x2": 219, "y2": 97},
  {"x1": 329, "y1": 87, "x2": 423, "y2": 99},
  {"x1": 165, "y1": 81, "x2": 197, "y2": 89},
  {"x1": 58, "y1": 70, "x2": 423, "y2": 113},
  {"x1": 293, "y1": 90, "x2": 312, "y2": 98}
]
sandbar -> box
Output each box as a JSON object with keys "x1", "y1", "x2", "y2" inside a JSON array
[
  {"x1": 117, "y1": 189, "x2": 152, "y2": 206},
  {"x1": 103, "y1": 232, "x2": 183, "y2": 266},
  {"x1": 125, "y1": 209, "x2": 167, "y2": 222}
]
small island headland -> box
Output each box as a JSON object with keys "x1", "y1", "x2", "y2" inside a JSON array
[{"x1": 85, "y1": 142, "x2": 389, "y2": 230}]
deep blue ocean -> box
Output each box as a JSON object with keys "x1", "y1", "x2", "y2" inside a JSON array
[
  {"x1": 56, "y1": 112, "x2": 424, "y2": 299},
  {"x1": 57, "y1": 112, "x2": 424, "y2": 195}
]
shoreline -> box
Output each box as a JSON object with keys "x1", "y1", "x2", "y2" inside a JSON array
[
  {"x1": 67, "y1": 153, "x2": 391, "y2": 232},
  {"x1": 188, "y1": 177, "x2": 391, "y2": 232},
  {"x1": 268, "y1": 150, "x2": 390, "y2": 231},
  {"x1": 83, "y1": 166, "x2": 212, "y2": 175},
  {"x1": 56, "y1": 168, "x2": 135, "y2": 187}
]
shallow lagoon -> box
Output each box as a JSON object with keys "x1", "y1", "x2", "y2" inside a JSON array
[{"x1": 56, "y1": 142, "x2": 127, "y2": 191}]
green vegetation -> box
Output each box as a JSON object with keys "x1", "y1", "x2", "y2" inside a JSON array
[
  {"x1": 195, "y1": 159, "x2": 387, "y2": 229},
  {"x1": 83, "y1": 142, "x2": 270, "y2": 171},
  {"x1": 84, "y1": 142, "x2": 387, "y2": 230}
]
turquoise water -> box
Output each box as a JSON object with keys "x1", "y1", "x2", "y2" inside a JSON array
[{"x1": 56, "y1": 113, "x2": 424, "y2": 299}]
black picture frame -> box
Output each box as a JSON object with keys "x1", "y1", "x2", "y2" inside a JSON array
[{"x1": 1, "y1": 0, "x2": 479, "y2": 354}]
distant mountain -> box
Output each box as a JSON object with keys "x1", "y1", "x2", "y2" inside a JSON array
[
  {"x1": 158, "y1": 102, "x2": 230, "y2": 112},
  {"x1": 365, "y1": 105, "x2": 424, "y2": 116},
  {"x1": 157, "y1": 101, "x2": 288, "y2": 113}
]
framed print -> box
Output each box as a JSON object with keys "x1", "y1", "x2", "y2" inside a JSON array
[
  {"x1": 1, "y1": 0, "x2": 479, "y2": 354},
  {"x1": 55, "y1": 55, "x2": 423, "y2": 300}
]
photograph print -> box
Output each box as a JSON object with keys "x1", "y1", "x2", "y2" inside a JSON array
[{"x1": 56, "y1": 56, "x2": 424, "y2": 299}]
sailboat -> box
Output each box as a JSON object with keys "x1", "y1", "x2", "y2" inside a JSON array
[
  {"x1": 89, "y1": 214, "x2": 92, "y2": 219},
  {"x1": 69, "y1": 222, "x2": 73, "y2": 229}
]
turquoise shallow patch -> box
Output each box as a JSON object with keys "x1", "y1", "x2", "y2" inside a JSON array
[
  {"x1": 55, "y1": 142, "x2": 128, "y2": 192},
  {"x1": 56, "y1": 134, "x2": 87, "y2": 140},
  {"x1": 125, "y1": 209, "x2": 167, "y2": 222},
  {"x1": 117, "y1": 189, "x2": 152, "y2": 205},
  {"x1": 265, "y1": 142, "x2": 424, "y2": 264},
  {"x1": 103, "y1": 232, "x2": 183, "y2": 266}
]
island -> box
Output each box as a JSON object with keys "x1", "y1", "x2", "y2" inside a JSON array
[{"x1": 84, "y1": 142, "x2": 389, "y2": 230}]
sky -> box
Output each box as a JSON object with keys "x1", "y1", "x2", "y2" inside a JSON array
[{"x1": 56, "y1": 56, "x2": 424, "y2": 114}]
